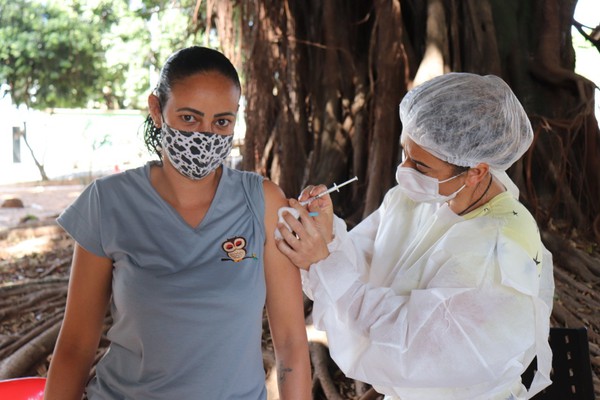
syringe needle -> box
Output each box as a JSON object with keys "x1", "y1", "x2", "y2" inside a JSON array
[{"x1": 299, "y1": 176, "x2": 358, "y2": 206}]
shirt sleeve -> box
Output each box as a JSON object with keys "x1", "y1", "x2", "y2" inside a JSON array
[
  {"x1": 56, "y1": 180, "x2": 107, "y2": 258},
  {"x1": 304, "y1": 223, "x2": 544, "y2": 390}
]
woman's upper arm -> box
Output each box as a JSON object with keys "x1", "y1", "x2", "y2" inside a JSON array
[
  {"x1": 59, "y1": 243, "x2": 113, "y2": 349},
  {"x1": 262, "y1": 180, "x2": 307, "y2": 342},
  {"x1": 45, "y1": 244, "x2": 112, "y2": 399}
]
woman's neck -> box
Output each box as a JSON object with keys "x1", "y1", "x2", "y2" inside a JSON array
[
  {"x1": 151, "y1": 159, "x2": 222, "y2": 209},
  {"x1": 449, "y1": 174, "x2": 505, "y2": 216}
]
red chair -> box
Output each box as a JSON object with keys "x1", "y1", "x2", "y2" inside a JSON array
[{"x1": 0, "y1": 377, "x2": 46, "y2": 400}]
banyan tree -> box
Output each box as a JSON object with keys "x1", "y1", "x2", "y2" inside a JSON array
[{"x1": 208, "y1": 0, "x2": 600, "y2": 397}]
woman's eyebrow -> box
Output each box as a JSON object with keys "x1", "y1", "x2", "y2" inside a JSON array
[
  {"x1": 413, "y1": 158, "x2": 432, "y2": 169},
  {"x1": 176, "y1": 108, "x2": 236, "y2": 118},
  {"x1": 176, "y1": 107, "x2": 204, "y2": 116},
  {"x1": 214, "y1": 112, "x2": 237, "y2": 118},
  {"x1": 403, "y1": 149, "x2": 432, "y2": 169},
  {"x1": 412, "y1": 159, "x2": 431, "y2": 169}
]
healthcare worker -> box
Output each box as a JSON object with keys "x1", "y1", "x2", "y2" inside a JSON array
[{"x1": 276, "y1": 73, "x2": 554, "y2": 400}]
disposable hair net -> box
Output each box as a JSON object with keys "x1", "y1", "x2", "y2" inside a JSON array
[{"x1": 399, "y1": 73, "x2": 533, "y2": 171}]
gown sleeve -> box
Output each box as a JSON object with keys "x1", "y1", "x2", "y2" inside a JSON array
[
  {"x1": 302, "y1": 211, "x2": 551, "y2": 393},
  {"x1": 301, "y1": 204, "x2": 381, "y2": 300}
]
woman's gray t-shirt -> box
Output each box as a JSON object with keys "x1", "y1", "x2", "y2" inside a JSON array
[{"x1": 57, "y1": 162, "x2": 267, "y2": 399}]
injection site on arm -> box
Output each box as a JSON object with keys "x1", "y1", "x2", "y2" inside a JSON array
[{"x1": 275, "y1": 177, "x2": 358, "y2": 240}]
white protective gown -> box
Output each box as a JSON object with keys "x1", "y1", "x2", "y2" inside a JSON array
[{"x1": 302, "y1": 179, "x2": 554, "y2": 400}]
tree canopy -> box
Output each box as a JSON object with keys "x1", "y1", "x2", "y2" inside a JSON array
[
  {"x1": 0, "y1": 0, "x2": 208, "y2": 110},
  {"x1": 0, "y1": 0, "x2": 109, "y2": 108}
]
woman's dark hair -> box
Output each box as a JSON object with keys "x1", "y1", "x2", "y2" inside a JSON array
[
  {"x1": 451, "y1": 164, "x2": 470, "y2": 175},
  {"x1": 143, "y1": 46, "x2": 241, "y2": 159}
]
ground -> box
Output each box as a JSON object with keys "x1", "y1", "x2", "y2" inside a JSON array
[
  {"x1": 0, "y1": 180, "x2": 598, "y2": 399},
  {"x1": 0, "y1": 182, "x2": 83, "y2": 258}
]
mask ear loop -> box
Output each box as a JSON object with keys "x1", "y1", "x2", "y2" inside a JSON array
[
  {"x1": 457, "y1": 174, "x2": 493, "y2": 216},
  {"x1": 439, "y1": 169, "x2": 468, "y2": 184}
]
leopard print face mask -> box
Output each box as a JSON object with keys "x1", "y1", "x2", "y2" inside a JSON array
[{"x1": 161, "y1": 123, "x2": 233, "y2": 180}]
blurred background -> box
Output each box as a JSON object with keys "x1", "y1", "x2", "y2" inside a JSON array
[{"x1": 1, "y1": 0, "x2": 599, "y2": 398}]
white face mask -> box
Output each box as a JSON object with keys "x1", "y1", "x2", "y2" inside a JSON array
[{"x1": 395, "y1": 165, "x2": 466, "y2": 203}]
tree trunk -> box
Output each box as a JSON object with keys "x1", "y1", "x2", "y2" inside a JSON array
[
  {"x1": 363, "y1": 0, "x2": 407, "y2": 216},
  {"x1": 226, "y1": 0, "x2": 599, "y2": 239},
  {"x1": 21, "y1": 131, "x2": 49, "y2": 182}
]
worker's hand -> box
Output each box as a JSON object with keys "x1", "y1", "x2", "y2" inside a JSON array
[
  {"x1": 298, "y1": 185, "x2": 334, "y2": 243},
  {"x1": 275, "y1": 199, "x2": 330, "y2": 270}
]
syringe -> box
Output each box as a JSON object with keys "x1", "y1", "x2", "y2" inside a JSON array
[
  {"x1": 274, "y1": 176, "x2": 359, "y2": 240},
  {"x1": 299, "y1": 176, "x2": 358, "y2": 206}
]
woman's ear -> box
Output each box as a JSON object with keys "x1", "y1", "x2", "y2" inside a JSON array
[
  {"x1": 465, "y1": 163, "x2": 490, "y2": 186},
  {"x1": 148, "y1": 94, "x2": 162, "y2": 127}
]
